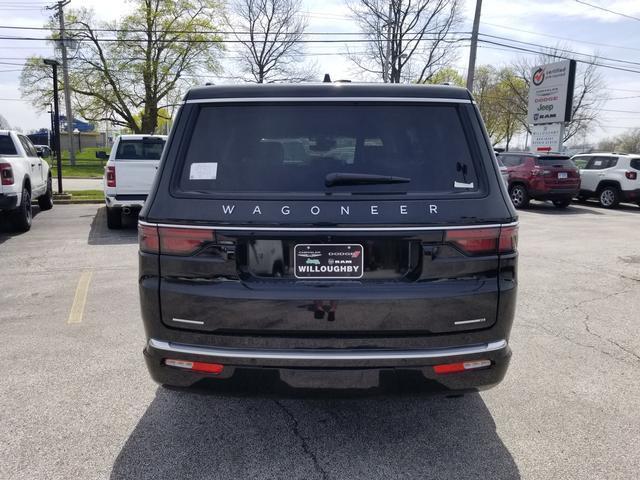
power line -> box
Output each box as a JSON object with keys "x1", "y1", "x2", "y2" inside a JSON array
[
  {"x1": 477, "y1": 39, "x2": 640, "y2": 75},
  {"x1": 481, "y1": 21, "x2": 640, "y2": 53},
  {"x1": 479, "y1": 33, "x2": 640, "y2": 69},
  {"x1": 574, "y1": 0, "x2": 640, "y2": 22}
]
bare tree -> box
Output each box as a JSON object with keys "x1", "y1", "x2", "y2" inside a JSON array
[
  {"x1": 348, "y1": 0, "x2": 461, "y2": 83},
  {"x1": 228, "y1": 0, "x2": 314, "y2": 83},
  {"x1": 503, "y1": 46, "x2": 607, "y2": 143}
]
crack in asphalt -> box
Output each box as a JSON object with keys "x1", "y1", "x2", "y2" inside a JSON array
[
  {"x1": 519, "y1": 285, "x2": 640, "y2": 364},
  {"x1": 519, "y1": 320, "x2": 631, "y2": 364},
  {"x1": 581, "y1": 313, "x2": 640, "y2": 363},
  {"x1": 274, "y1": 400, "x2": 330, "y2": 480}
]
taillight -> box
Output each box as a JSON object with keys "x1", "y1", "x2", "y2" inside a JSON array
[
  {"x1": 138, "y1": 224, "x2": 160, "y2": 253},
  {"x1": 625, "y1": 171, "x2": 637, "y2": 180},
  {"x1": 139, "y1": 224, "x2": 215, "y2": 255},
  {"x1": 0, "y1": 162, "x2": 14, "y2": 185},
  {"x1": 159, "y1": 227, "x2": 215, "y2": 255},
  {"x1": 106, "y1": 165, "x2": 116, "y2": 187},
  {"x1": 446, "y1": 225, "x2": 518, "y2": 256},
  {"x1": 498, "y1": 225, "x2": 518, "y2": 253}
]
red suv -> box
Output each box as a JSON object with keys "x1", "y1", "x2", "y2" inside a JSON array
[{"x1": 498, "y1": 152, "x2": 580, "y2": 209}]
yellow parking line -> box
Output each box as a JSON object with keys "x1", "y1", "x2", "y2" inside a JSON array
[{"x1": 67, "y1": 271, "x2": 92, "y2": 324}]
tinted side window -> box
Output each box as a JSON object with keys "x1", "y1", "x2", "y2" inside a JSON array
[
  {"x1": 630, "y1": 159, "x2": 640, "y2": 170},
  {"x1": 586, "y1": 157, "x2": 610, "y2": 170},
  {"x1": 19, "y1": 135, "x2": 38, "y2": 157},
  {"x1": 0, "y1": 135, "x2": 17, "y2": 155},
  {"x1": 115, "y1": 139, "x2": 165, "y2": 160},
  {"x1": 606, "y1": 158, "x2": 618, "y2": 168}
]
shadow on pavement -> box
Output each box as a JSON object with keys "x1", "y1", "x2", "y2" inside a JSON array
[
  {"x1": 110, "y1": 387, "x2": 520, "y2": 480},
  {"x1": 520, "y1": 201, "x2": 604, "y2": 215},
  {"x1": 87, "y1": 206, "x2": 138, "y2": 245},
  {"x1": 0, "y1": 206, "x2": 42, "y2": 245}
]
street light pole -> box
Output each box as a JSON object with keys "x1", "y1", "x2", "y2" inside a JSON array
[{"x1": 44, "y1": 59, "x2": 63, "y2": 194}]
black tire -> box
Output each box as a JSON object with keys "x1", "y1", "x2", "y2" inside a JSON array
[
  {"x1": 553, "y1": 200, "x2": 571, "y2": 208},
  {"x1": 509, "y1": 184, "x2": 530, "y2": 209},
  {"x1": 11, "y1": 186, "x2": 32, "y2": 232},
  {"x1": 37, "y1": 175, "x2": 54, "y2": 211},
  {"x1": 598, "y1": 186, "x2": 620, "y2": 209},
  {"x1": 106, "y1": 207, "x2": 122, "y2": 229}
]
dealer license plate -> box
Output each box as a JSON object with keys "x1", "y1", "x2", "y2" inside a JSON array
[{"x1": 294, "y1": 244, "x2": 364, "y2": 279}]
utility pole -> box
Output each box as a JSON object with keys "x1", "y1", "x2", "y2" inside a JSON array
[
  {"x1": 48, "y1": 0, "x2": 75, "y2": 165},
  {"x1": 466, "y1": 0, "x2": 482, "y2": 92}
]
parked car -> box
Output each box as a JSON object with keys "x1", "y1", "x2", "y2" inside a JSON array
[
  {"x1": 499, "y1": 152, "x2": 580, "y2": 209},
  {"x1": 0, "y1": 130, "x2": 53, "y2": 231},
  {"x1": 33, "y1": 145, "x2": 52, "y2": 158},
  {"x1": 138, "y1": 83, "x2": 518, "y2": 392},
  {"x1": 100, "y1": 134, "x2": 167, "y2": 229},
  {"x1": 571, "y1": 153, "x2": 640, "y2": 208},
  {"x1": 496, "y1": 154, "x2": 509, "y2": 186}
]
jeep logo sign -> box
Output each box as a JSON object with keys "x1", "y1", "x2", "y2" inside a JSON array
[{"x1": 527, "y1": 59, "x2": 576, "y2": 126}]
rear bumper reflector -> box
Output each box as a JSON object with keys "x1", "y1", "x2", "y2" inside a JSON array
[
  {"x1": 433, "y1": 359, "x2": 492, "y2": 374},
  {"x1": 165, "y1": 358, "x2": 224, "y2": 374}
]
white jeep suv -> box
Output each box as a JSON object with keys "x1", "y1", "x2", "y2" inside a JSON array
[{"x1": 571, "y1": 153, "x2": 640, "y2": 208}]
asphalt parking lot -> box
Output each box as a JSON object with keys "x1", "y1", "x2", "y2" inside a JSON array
[{"x1": 1, "y1": 202, "x2": 639, "y2": 480}]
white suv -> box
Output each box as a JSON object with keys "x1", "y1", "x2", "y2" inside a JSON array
[{"x1": 572, "y1": 153, "x2": 640, "y2": 208}]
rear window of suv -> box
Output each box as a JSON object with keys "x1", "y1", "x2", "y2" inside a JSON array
[
  {"x1": 630, "y1": 159, "x2": 640, "y2": 170},
  {"x1": 115, "y1": 138, "x2": 165, "y2": 160},
  {"x1": 176, "y1": 103, "x2": 482, "y2": 196},
  {"x1": 535, "y1": 157, "x2": 575, "y2": 168}
]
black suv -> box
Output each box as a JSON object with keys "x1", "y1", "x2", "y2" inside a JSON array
[{"x1": 138, "y1": 83, "x2": 518, "y2": 392}]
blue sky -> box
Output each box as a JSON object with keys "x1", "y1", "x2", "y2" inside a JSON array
[{"x1": 1, "y1": 0, "x2": 640, "y2": 145}]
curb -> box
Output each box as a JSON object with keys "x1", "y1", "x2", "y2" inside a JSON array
[{"x1": 53, "y1": 199, "x2": 104, "y2": 205}]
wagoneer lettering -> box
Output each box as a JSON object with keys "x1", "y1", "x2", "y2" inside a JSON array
[{"x1": 138, "y1": 83, "x2": 518, "y2": 392}]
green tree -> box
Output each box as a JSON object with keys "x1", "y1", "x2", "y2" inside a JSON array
[
  {"x1": 472, "y1": 66, "x2": 526, "y2": 149},
  {"x1": 598, "y1": 128, "x2": 640, "y2": 153},
  {"x1": 424, "y1": 67, "x2": 464, "y2": 86},
  {"x1": 21, "y1": 0, "x2": 225, "y2": 134}
]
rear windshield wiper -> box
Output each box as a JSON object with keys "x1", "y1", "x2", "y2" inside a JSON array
[{"x1": 325, "y1": 172, "x2": 411, "y2": 187}]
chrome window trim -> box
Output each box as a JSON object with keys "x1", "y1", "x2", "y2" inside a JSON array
[
  {"x1": 148, "y1": 338, "x2": 507, "y2": 361},
  {"x1": 138, "y1": 220, "x2": 518, "y2": 232},
  {"x1": 184, "y1": 97, "x2": 472, "y2": 105}
]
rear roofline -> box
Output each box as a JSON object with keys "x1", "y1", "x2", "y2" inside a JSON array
[{"x1": 184, "y1": 83, "x2": 472, "y2": 102}]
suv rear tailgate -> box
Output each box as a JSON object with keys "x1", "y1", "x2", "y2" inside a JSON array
[{"x1": 156, "y1": 226, "x2": 508, "y2": 335}]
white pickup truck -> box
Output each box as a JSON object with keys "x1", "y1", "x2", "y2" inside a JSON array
[
  {"x1": 0, "y1": 130, "x2": 53, "y2": 231},
  {"x1": 100, "y1": 134, "x2": 167, "y2": 229}
]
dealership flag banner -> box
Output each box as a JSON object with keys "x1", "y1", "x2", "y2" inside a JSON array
[{"x1": 527, "y1": 59, "x2": 576, "y2": 126}]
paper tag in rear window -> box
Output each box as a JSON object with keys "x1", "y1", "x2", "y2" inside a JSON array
[
  {"x1": 295, "y1": 244, "x2": 364, "y2": 279},
  {"x1": 189, "y1": 162, "x2": 218, "y2": 180}
]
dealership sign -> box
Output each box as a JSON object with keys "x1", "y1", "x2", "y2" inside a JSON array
[
  {"x1": 527, "y1": 59, "x2": 576, "y2": 125},
  {"x1": 531, "y1": 124, "x2": 564, "y2": 152}
]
